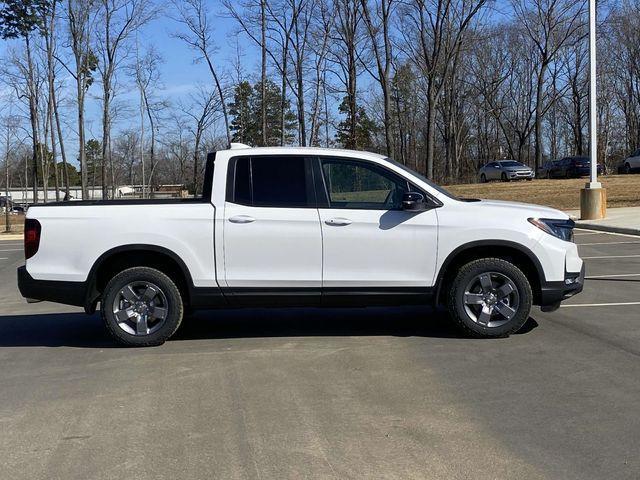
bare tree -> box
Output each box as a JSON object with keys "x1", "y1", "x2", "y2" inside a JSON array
[
  {"x1": 400, "y1": 0, "x2": 488, "y2": 179},
  {"x1": 182, "y1": 87, "x2": 218, "y2": 194},
  {"x1": 132, "y1": 47, "x2": 166, "y2": 187},
  {"x1": 174, "y1": 0, "x2": 231, "y2": 147},
  {"x1": 330, "y1": 0, "x2": 362, "y2": 149},
  {"x1": 223, "y1": 0, "x2": 269, "y2": 146},
  {"x1": 64, "y1": 0, "x2": 98, "y2": 200},
  {"x1": 360, "y1": 0, "x2": 395, "y2": 155},
  {"x1": 95, "y1": 0, "x2": 156, "y2": 198},
  {"x1": 512, "y1": 0, "x2": 586, "y2": 171}
]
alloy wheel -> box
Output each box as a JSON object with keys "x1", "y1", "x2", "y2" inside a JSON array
[
  {"x1": 112, "y1": 281, "x2": 169, "y2": 336},
  {"x1": 462, "y1": 272, "x2": 520, "y2": 328}
]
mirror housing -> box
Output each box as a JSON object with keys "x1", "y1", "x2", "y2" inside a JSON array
[{"x1": 402, "y1": 192, "x2": 428, "y2": 212}]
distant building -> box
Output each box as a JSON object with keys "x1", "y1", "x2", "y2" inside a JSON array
[{"x1": 6, "y1": 185, "x2": 188, "y2": 205}]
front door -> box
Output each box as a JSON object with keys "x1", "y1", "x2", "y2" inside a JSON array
[
  {"x1": 223, "y1": 155, "x2": 322, "y2": 305},
  {"x1": 316, "y1": 157, "x2": 439, "y2": 300}
]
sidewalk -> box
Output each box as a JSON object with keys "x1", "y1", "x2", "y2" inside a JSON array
[{"x1": 566, "y1": 206, "x2": 640, "y2": 236}]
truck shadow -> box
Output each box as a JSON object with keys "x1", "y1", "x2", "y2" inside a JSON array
[{"x1": 0, "y1": 308, "x2": 538, "y2": 348}]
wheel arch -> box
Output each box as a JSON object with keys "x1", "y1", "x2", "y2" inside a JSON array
[
  {"x1": 85, "y1": 244, "x2": 195, "y2": 311},
  {"x1": 434, "y1": 240, "x2": 545, "y2": 306}
]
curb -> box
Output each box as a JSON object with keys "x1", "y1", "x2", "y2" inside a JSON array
[
  {"x1": 575, "y1": 222, "x2": 640, "y2": 236},
  {"x1": 0, "y1": 234, "x2": 23, "y2": 241}
]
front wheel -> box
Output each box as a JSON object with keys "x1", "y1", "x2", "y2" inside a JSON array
[
  {"x1": 446, "y1": 258, "x2": 532, "y2": 338},
  {"x1": 101, "y1": 267, "x2": 184, "y2": 347},
  {"x1": 501, "y1": 172, "x2": 508, "y2": 182}
]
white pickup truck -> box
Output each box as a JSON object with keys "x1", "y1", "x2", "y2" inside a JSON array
[{"x1": 18, "y1": 145, "x2": 584, "y2": 346}]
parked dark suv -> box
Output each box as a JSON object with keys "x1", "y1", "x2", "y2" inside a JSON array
[{"x1": 549, "y1": 156, "x2": 605, "y2": 178}]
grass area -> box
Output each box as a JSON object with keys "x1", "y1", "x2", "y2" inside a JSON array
[
  {"x1": 444, "y1": 175, "x2": 640, "y2": 211},
  {"x1": 0, "y1": 213, "x2": 25, "y2": 233}
]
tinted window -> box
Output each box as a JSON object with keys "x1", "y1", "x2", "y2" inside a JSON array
[
  {"x1": 499, "y1": 161, "x2": 523, "y2": 167},
  {"x1": 231, "y1": 156, "x2": 311, "y2": 207},
  {"x1": 251, "y1": 156, "x2": 309, "y2": 207},
  {"x1": 234, "y1": 158, "x2": 251, "y2": 205},
  {"x1": 321, "y1": 159, "x2": 409, "y2": 210}
]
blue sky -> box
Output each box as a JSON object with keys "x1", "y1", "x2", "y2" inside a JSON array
[{"x1": 0, "y1": 1, "x2": 258, "y2": 159}]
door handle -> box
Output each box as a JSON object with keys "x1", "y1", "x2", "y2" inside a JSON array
[
  {"x1": 229, "y1": 215, "x2": 255, "y2": 224},
  {"x1": 325, "y1": 217, "x2": 352, "y2": 226}
]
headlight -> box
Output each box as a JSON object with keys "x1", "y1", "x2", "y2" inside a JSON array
[{"x1": 528, "y1": 218, "x2": 575, "y2": 242}]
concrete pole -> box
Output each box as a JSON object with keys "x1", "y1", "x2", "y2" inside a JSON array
[{"x1": 580, "y1": 0, "x2": 606, "y2": 220}]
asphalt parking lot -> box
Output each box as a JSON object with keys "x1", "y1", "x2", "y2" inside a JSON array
[{"x1": 1, "y1": 230, "x2": 639, "y2": 480}]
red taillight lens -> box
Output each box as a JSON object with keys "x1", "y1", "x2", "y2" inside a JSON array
[{"x1": 24, "y1": 219, "x2": 41, "y2": 260}]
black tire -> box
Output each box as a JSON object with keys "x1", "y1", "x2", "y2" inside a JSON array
[
  {"x1": 101, "y1": 267, "x2": 184, "y2": 347},
  {"x1": 446, "y1": 258, "x2": 532, "y2": 338},
  {"x1": 501, "y1": 172, "x2": 508, "y2": 182},
  {"x1": 625, "y1": 163, "x2": 632, "y2": 175},
  {"x1": 480, "y1": 173, "x2": 487, "y2": 183}
]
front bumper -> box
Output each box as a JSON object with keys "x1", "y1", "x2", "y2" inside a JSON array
[
  {"x1": 508, "y1": 170, "x2": 535, "y2": 179},
  {"x1": 17, "y1": 266, "x2": 88, "y2": 307},
  {"x1": 538, "y1": 263, "x2": 585, "y2": 309}
]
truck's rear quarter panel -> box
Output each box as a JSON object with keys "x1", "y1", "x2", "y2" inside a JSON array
[{"x1": 26, "y1": 203, "x2": 216, "y2": 287}]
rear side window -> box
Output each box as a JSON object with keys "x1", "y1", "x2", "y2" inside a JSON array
[{"x1": 229, "y1": 156, "x2": 314, "y2": 208}]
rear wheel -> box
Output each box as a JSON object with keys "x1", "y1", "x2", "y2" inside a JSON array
[
  {"x1": 625, "y1": 163, "x2": 632, "y2": 175},
  {"x1": 480, "y1": 173, "x2": 487, "y2": 183},
  {"x1": 501, "y1": 172, "x2": 508, "y2": 182},
  {"x1": 446, "y1": 258, "x2": 532, "y2": 338},
  {"x1": 101, "y1": 267, "x2": 184, "y2": 347}
]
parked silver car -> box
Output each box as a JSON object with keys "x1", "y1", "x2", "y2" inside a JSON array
[{"x1": 479, "y1": 160, "x2": 535, "y2": 182}]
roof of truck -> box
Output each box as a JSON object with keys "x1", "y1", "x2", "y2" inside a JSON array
[{"x1": 222, "y1": 144, "x2": 387, "y2": 160}]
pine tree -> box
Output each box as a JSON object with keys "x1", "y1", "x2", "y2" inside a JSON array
[
  {"x1": 335, "y1": 96, "x2": 378, "y2": 150},
  {"x1": 228, "y1": 79, "x2": 296, "y2": 146}
]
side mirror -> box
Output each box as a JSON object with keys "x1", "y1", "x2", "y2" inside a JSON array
[{"x1": 402, "y1": 192, "x2": 428, "y2": 212}]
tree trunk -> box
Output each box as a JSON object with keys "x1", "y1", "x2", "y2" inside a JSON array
[
  {"x1": 261, "y1": 0, "x2": 267, "y2": 146},
  {"x1": 533, "y1": 63, "x2": 548, "y2": 172},
  {"x1": 53, "y1": 92, "x2": 70, "y2": 198},
  {"x1": 25, "y1": 36, "x2": 39, "y2": 203}
]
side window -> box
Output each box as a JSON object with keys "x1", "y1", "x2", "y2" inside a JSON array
[
  {"x1": 320, "y1": 159, "x2": 409, "y2": 210},
  {"x1": 230, "y1": 156, "x2": 313, "y2": 208}
]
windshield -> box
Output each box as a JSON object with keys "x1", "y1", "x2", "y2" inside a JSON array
[
  {"x1": 499, "y1": 161, "x2": 525, "y2": 167},
  {"x1": 385, "y1": 157, "x2": 459, "y2": 200}
]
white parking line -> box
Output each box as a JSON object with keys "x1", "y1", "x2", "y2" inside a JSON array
[
  {"x1": 561, "y1": 302, "x2": 640, "y2": 308},
  {"x1": 0, "y1": 249, "x2": 22, "y2": 252},
  {"x1": 578, "y1": 241, "x2": 640, "y2": 246},
  {"x1": 574, "y1": 232, "x2": 602, "y2": 236},
  {"x1": 574, "y1": 229, "x2": 640, "y2": 239},
  {"x1": 0, "y1": 257, "x2": 7, "y2": 260},
  {"x1": 582, "y1": 254, "x2": 640, "y2": 259},
  {"x1": 585, "y1": 273, "x2": 640, "y2": 279}
]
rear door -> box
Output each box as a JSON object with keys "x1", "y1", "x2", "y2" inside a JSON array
[
  {"x1": 223, "y1": 155, "x2": 322, "y2": 304},
  {"x1": 316, "y1": 157, "x2": 438, "y2": 296}
]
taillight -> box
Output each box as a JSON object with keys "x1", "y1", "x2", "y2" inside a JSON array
[{"x1": 24, "y1": 219, "x2": 41, "y2": 260}]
